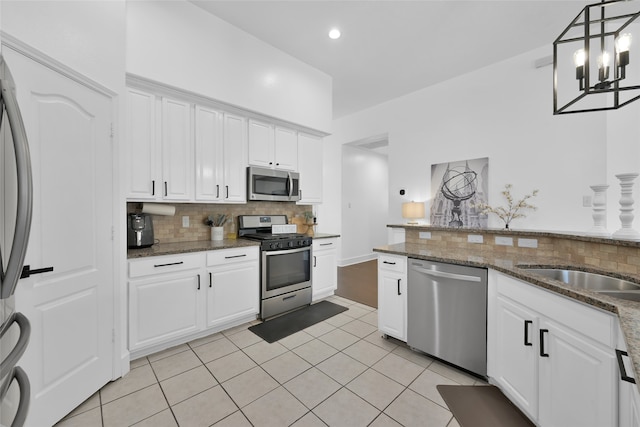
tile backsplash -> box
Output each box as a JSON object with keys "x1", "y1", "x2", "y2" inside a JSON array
[{"x1": 127, "y1": 202, "x2": 313, "y2": 244}]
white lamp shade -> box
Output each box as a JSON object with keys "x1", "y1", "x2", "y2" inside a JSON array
[{"x1": 402, "y1": 202, "x2": 425, "y2": 221}]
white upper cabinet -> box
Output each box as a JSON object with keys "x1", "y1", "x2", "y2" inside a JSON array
[
  {"x1": 248, "y1": 119, "x2": 298, "y2": 171},
  {"x1": 161, "y1": 98, "x2": 194, "y2": 200},
  {"x1": 194, "y1": 106, "x2": 224, "y2": 201},
  {"x1": 126, "y1": 90, "x2": 194, "y2": 201},
  {"x1": 126, "y1": 88, "x2": 159, "y2": 200},
  {"x1": 223, "y1": 113, "x2": 248, "y2": 203},
  {"x1": 273, "y1": 126, "x2": 298, "y2": 171},
  {"x1": 297, "y1": 133, "x2": 323, "y2": 204},
  {"x1": 125, "y1": 82, "x2": 322, "y2": 204}
]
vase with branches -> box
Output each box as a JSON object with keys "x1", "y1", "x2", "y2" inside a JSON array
[{"x1": 474, "y1": 184, "x2": 539, "y2": 229}]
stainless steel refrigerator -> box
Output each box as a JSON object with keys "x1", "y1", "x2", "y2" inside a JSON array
[{"x1": 0, "y1": 52, "x2": 32, "y2": 427}]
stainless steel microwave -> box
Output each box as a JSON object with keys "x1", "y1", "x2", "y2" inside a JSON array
[{"x1": 247, "y1": 166, "x2": 300, "y2": 202}]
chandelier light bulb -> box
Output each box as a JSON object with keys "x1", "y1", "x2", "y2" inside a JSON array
[
  {"x1": 328, "y1": 28, "x2": 341, "y2": 40},
  {"x1": 616, "y1": 33, "x2": 632, "y2": 53},
  {"x1": 599, "y1": 51, "x2": 611, "y2": 67},
  {"x1": 574, "y1": 49, "x2": 586, "y2": 67}
]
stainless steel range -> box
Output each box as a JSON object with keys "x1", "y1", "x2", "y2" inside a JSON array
[{"x1": 238, "y1": 215, "x2": 312, "y2": 319}]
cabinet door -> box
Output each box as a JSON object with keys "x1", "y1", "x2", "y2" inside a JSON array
[
  {"x1": 162, "y1": 98, "x2": 193, "y2": 200},
  {"x1": 129, "y1": 272, "x2": 203, "y2": 350},
  {"x1": 126, "y1": 88, "x2": 158, "y2": 200},
  {"x1": 492, "y1": 295, "x2": 539, "y2": 419},
  {"x1": 207, "y1": 263, "x2": 259, "y2": 329},
  {"x1": 195, "y1": 106, "x2": 223, "y2": 201},
  {"x1": 248, "y1": 119, "x2": 273, "y2": 168},
  {"x1": 378, "y1": 270, "x2": 407, "y2": 341},
  {"x1": 617, "y1": 327, "x2": 640, "y2": 427},
  {"x1": 538, "y1": 319, "x2": 617, "y2": 427},
  {"x1": 297, "y1": 133, "x2": 323, "y2": 204},
  {"x1": 223, "y1": 113, "x2": 247, "y2": 203},
  {"x1": 274, "y1": 126, "x2": 298, "y2": 171},
  {"x1": 312, "y1": 243, "x2": 337, "y2": 301}
]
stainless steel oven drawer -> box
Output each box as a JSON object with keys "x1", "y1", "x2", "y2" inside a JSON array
[{"x1": 261, "y1": 286, "x2": 312, "y2": 319}]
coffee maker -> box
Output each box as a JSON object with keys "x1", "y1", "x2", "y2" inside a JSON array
[{"x1": 127, "y1": 213, "x2": 154, "y2": 248}]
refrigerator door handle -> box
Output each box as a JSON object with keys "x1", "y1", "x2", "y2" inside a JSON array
[
  {"x1": 0, "y1": 55, "x2": 33, "y2": 299},
  {"x1": 0, "y1": 366, "x2": 30, "y2": 427},
  {"x1": 0, "y1": 312, "x2": 30, "y2": 379}
]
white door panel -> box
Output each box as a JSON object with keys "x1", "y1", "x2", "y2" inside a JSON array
[{"x1": 5, "y1": 48, "x2": 114, "y2": 427}]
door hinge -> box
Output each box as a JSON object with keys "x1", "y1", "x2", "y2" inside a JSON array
[
  {"x1": 112, "y1": 329, "x2": 115, "y2": 343},
  {"x1": 111, "y1": 226, "x2": 115, "y2": 241},
  {"x1": 109, "y1": 123, "x2": 114, "y2": 139}
]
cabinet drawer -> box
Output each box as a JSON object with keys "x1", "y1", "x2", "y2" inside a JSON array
[
  {"x1": 378, "y1": 254, "x2": 406, "y2": 273},
  {"x1": 129, "y1": 253, "x2": 204, "y2": 278},
  {"x1": 207, "y1": 247, "x2": 259, "y2": 267},
  {"x1": 496, "y1": 272, "x2": 615, "y2": 347},
  {"x1": 313, "y1": 238, "x2": 338, "y2": 251}
]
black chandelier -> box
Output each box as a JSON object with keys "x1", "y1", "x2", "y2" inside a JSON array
[{"x1": 553, "y1": 0, "x2": 640, "y2": 114}]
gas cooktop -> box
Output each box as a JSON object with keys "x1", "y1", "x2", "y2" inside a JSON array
[{"x1": 242, "y1": 232, "x2": 307, "y2": 241}]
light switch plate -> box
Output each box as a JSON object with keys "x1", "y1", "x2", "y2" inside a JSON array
[
  {"x1": 419, "y1": 232, "x2": 432, "y2": 239},
  {"x1": 495, "y1": 236, "x2": 513, "y2": 246},
  {"x1": 182, "y1": 216, "x2": 189, "y2": 228},
  {"x1": 468, "y1": 234, "x2": 483, "y2": 244}
]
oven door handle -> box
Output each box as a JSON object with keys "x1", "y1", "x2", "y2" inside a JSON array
[{"x1": 263, "y1": 246, "x2": 311, "y2": 256}]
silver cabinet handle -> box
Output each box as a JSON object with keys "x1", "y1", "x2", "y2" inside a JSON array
[
  {"x1": 0, "y1": 56, "x2": 33, "y2": 299},
  {"x1": 412, "y1": 266, "x2": 481, "y2": 282}
]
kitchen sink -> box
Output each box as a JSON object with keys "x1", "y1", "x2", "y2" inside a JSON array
[{"x1": 522, "y1": 268, "x2": 640, "y2": 295}]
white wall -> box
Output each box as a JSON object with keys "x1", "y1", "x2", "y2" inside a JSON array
[
  {"x1": 340, "y1": 145, "x2": 388, "y2": 265},
  {"x1": 126, "y1": 0, "x2": 332, "y2": 133},
  {"x1": 1, "y1": 0, "x2": 129, "y2": 377},
  {"x1": 1, "y1": 1, "x2": 126, "y2": 92},
  {"x1": 323, "y1": 44, "x2": 638, "y2": 244}
]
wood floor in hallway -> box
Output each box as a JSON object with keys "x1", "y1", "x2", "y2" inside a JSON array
[{"x1": 336, "y1": 260, "x2": 378, "y2": 308}]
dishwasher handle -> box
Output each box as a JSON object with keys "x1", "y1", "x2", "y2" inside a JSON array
[{"x1": 411, "y1": 265, "x2": 482, "y2": 282}]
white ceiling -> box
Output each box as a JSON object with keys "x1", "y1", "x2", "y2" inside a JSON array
[{"x1": 190, "y1": 0, "x2": 592, "y2": 119}]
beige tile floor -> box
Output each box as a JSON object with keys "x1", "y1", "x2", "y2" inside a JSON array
[{"x1": 55, "y1": 295, "x2": 485, "y2": 427}]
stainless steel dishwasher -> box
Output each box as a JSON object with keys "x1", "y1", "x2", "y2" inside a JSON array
[{"x1": 407, "y1": 258, "x2": 487, "y2": 377}]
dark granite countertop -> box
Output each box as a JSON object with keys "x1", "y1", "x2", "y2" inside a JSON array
[
  {"x1": 374, "y1": 242, "x2": 640, "y2": 391},
  {"x1": 128, "y1": 233, "x2": 340, "y2": 259},
  {"x1": 127, "y1": 239, "x2": 260, "y2": 259},
  {"x1": 387, "y1": 224, "x2": 640, "y2": 248}
]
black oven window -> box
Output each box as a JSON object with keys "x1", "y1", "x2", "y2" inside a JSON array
[{"x1": 266, "y1": 250, "x2": 311, "y2": 290}]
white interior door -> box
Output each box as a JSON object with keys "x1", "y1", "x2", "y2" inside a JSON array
[{"x1": 5, "y1": 48, "x2": 114, "y2": 427}]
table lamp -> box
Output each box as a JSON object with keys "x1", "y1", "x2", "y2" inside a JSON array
[{"x1": 402, "y1": 201, "x2": 425, "y2": 224}]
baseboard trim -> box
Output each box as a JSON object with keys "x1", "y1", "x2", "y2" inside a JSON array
[{"x1": 339, "y1": 253, "x2": 377, "y2": 267}]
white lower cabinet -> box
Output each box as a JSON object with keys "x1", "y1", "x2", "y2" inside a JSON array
[
  {"x1": 128, "y1": 247, "x2": 259, "y2": 356},
  {"x1": 206, "y1": 247, "x2": 260, "y2": 328},
  {"x1": 617, "y1": 325, "x2": 640, "y2": 427},
  {"x1": 488, "y1": 270, "x2": 618, "y2": 427},
  {"x1": 128, "y1": 253, "x2": 205, "y2": 352},
  {"x1": 312, "y1": 238, "x2": 338, "y2": 301},
  {"x1": 377, "y1": 254, "x2": 407, "y2": 341}
]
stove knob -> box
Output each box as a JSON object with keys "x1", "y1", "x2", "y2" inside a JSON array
[
  {"x1": 270, "y1": 243, "x2": 278, "y2": 249},
  {"x1": 288, "y1": 241, "x2": 294, "y2": 248}
]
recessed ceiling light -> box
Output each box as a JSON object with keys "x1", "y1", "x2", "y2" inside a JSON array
[{"x1": 328, "y1": 28, "x2": 341, "y2": 40}]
